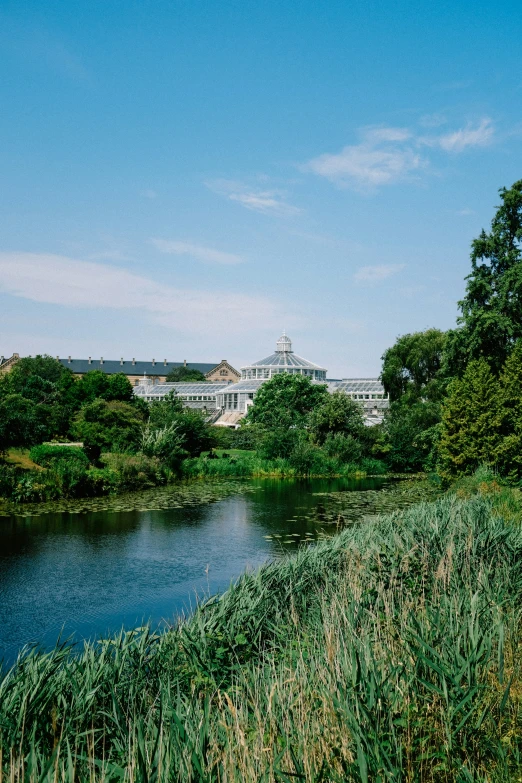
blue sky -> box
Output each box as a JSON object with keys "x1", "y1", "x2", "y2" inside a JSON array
[{"x1": 1, "y1": 0, "x2": 521, "y2": 377}]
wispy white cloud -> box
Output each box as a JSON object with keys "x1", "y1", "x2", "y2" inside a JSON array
[
  {"x1": 455, "y1": 207, "x2": 475, "y2": 216},
  {"x1": 206, "y1": 179, "x2": 301, "y2": 216},
  {"x1": 151, "y1": 239, "x2": 243, "y2": 265},
  {"x1": 304, "y1": 117, "x2": 495, "y2": 189},
  {"x1": 354, "y1": 264, "x2": 405, "y2": 283},
  {"x1": 436, "y1": 118, "x2": 494, "y2": 152},
  {"x1": 141, "y1": 189, "x2": 157, "y2": 199},
  {"x1": 419, "y1": 112, "x2": 447, "y2": 128},
  {"x1": 0, "y1": 252, "x2": 285, "y2": 338},
  {"x1": 303, "y1": 127, "x2": 423, "y2": 188}
]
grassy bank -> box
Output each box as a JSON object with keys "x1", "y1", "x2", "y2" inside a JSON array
[
  {"x1": 183, "y1": 448, "x2": 387, "y2": 479},
  {"x1": 2, "y1": 477, "x2": 522, "y2": 780}
]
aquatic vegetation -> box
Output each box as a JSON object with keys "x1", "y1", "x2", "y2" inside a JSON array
[
  {"x1": 2, "y1": 487, "x2": 522, "y2": 780},
  {"x1": 0, "y1": 478, "x2": 256, "y2": 517}
]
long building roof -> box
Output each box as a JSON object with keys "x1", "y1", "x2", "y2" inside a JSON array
[{"x1": 58, "y1": 358, "x2": 219, "y2": 376}]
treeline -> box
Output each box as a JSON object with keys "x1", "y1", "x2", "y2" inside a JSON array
[
  {"x1": 379, "y1": 179, "x2": 522, "y2": 481},
  {"x1": 0, "y1": 360, "x2": 214, "y2": 501}
]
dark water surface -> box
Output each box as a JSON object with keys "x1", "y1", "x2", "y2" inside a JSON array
[{"x1": 0, "y1": 477, "x2": 396, "y2": 664}]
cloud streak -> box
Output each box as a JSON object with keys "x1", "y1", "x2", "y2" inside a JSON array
[
  {"x1": 354, "y1": 264, "x2": 405, "y2": 283},
  {"x1": 0, "y1": 252, "x2": 284, "y2": 338},
  {"x1": 206, "y1": 179, "x2": 301, "y2": 216},
  {"x1": 151, "y1": 239, "x2": 243, "y2": 265}
]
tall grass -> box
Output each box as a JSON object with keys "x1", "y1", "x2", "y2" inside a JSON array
[
  {"x1": 183, "y1": 451, "x2": 387, "y2": 479},
  {"x1": 2, "y1": 489, "x2": 522, "y2": 780}
]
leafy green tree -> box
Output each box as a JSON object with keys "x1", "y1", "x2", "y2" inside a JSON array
[
  {"x1": 165, "y1": 366, "x2": 208, "y2": 382},
  {"x1": 248, "y1": 374, "x2": 328, "y2": 428},
  {"x1": 380, "y1": 329, "x2": 447, "y2": 403},
  {"x1": 72, "y1": 400, "x2": 144, "y2": 460},
  {"x1": 7, "y1": 355, "x2": 69, "y2": 386},
  {"x1": 445, "y1": 180, "x2": 522, "y2": 376},
  {"x1": 148, "y1": 391, "x2": 184, "y2": 427},
  {"x1": 147, "y1": 391, "x2": 212, "y2": 457},
  {"x1": 322, "y1": 432, "x2": 362, "y2": 464},
  {"x1": 0, "y1": 394, "x2": 43, "y2": 453},
  {"x1": 383, "y1": 401, "x2": 441, "y2": 472},
  {"x1": 308, "y1": 391, "x2": 365, "y2": 444},
  {"x1": 438, "y1": 359, "x2": 503, "y2": 477}
]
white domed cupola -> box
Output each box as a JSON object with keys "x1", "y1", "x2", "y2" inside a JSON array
[
  {"x1": 276, "y1": 332, "x2": 292, "y2": 353},
  {"x1": 240, "y1": 332, "x2": 327, "y2": 381}
]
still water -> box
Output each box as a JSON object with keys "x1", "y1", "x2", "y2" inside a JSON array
[{"x1": 0, "y1": 477, "x2": 391, "y2": 665}]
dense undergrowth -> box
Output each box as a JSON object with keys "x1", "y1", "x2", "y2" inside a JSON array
[
  {"x1": 182, "y1": 449, "x2": 387, "y2": 479},
  {"x1": 0, "y1": 448, "x2": 172, "y2": 503},
  {"x1": 2, "y1": 472, "x2": 522, "y2": 781}
]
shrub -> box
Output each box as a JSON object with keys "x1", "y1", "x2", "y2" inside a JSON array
[
  {"x1": 29, "y1": 444, "x2": 89, "y2": 468},
  {"x1": 322, "y1": 432, "x2": 362, "y2": 463},
  {"x1": 101, "y1": 453, "x2": 167, "y2": 490}
]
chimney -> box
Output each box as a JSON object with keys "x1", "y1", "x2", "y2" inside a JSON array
[
  {"x1": 163, "y1": 359, "x2": 167, "y2": 366},
  {"x1": 132, "y1": 358, "x2": 136, "y2": 366},
  {"x1": 68, "y1": 356, "x2": 71, "y2": 363},
  {"x1": 100, "y1": 357, "x2": 104, "y2": 365},
  {"x1": 152, "y1": 358, "x2": 155, "y2": 366},
  {"x1": 184, "y1": 359, "x2": 187, "y2": 367},
  {"x1": 88, "y1": 357, "x2": 91, "y2": 364},
  {"x1": 56, "y1": 355, "x2": 59, "y2": 361},
  {"x1": 120, "y1": 357, "x2": 123, "y2": 365}
]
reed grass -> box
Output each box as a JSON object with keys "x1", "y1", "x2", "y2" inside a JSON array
[{"x1": 2, "y1": 486, "x2": 522, "y2": 780}]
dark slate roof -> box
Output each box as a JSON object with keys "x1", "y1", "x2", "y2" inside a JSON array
[{"x1": 58, "y1": 358, "x2": 219, "y2": 376}]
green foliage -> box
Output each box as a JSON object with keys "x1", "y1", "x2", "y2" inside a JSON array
[
  {"x1": 165, "y1": 365, "x2": 208, "y2": 382},
  {"x1": 0, "y1": 394, "x2": 43, "y2": 453},
  {"x1": 438, "y1": 359, "x2": 503, "y2": 477},
  {"x1": 446, "y1": 179, "x2": 522, "y2": 376},
  {"x1": 323, "y1": 431, "x2": 363, "y2": 463},
  {"x1": 100, "y1": 452, "x2": 169, "y2": 490},
  {"x1": 308, "y1": 390, "x2": 365, "y2": 443},
  {"x1": 73, "y1": 399, "x2": 144, "y2": 459},
  {"x1": 384, "y1": 400, "x2": 442, "y2": 472},
  {"x1": 381, "y1": 328, "x2": 448, "y2": 403},
  {"x1": 29, "y1": 444, "x2": 89, "y2": 468},
  {"x1": 72, "y1": 370, "x2": 134, "y2": 404},
  {"x1": 2, "y1": 489, "x2": 522, "y2": 780},
  {"x1": 141, "y1": 422, "x2": 186, "y2": 471},
  {"x1": 247, "y1": 373, "x2": 328, "y2": 428}
]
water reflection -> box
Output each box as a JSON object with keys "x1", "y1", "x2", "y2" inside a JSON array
[{"x1": 0, "y1": 477, "x2": 387, "y2": 665}]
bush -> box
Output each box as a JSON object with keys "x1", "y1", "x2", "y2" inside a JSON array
[
  {"x1": 100, "y1": 453, "x2": 168, "y2": 490},
  {"x1": 29, "y1": 444, "x2": 89, "y2": 468},
  {"x1": 323, "y1": 432, "x2": 362, "y2": 463}
]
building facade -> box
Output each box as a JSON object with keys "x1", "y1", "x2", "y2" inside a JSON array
[
  {"x1": 130, "y1": 333, "x2": 389, "y2": 426},
  {"x1": 0, "y1": 354, "x2": 240, "y2": 385}
]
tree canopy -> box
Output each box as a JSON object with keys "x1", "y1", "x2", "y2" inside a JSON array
[
  {"x1": 247, "y1": 374, "x2": 328, "y2": 428},
  {"x1": 380, "y1": 329, "x2": 447, "y2": 404},
  {"x1": 165, "y1": 366, "x2": 208, "y2": 382},
  {"x1": 445, "y1": 180, "x2": 522, "y2": 376}
]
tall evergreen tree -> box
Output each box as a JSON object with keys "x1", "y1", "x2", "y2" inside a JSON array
[
  {"x1": 446, "y1": 180, "x2": 522, "y2": 376},
  {"x1": 438, "y1": 359, "x2": 503, "y2": 477}
]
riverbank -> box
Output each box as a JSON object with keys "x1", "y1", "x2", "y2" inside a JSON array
[
  {"x1": 0, "y1": 446, "x2": 388, "y2": 507},
  {"x1": 2, "y1": 472, "x2": 521, "y2": 781}
]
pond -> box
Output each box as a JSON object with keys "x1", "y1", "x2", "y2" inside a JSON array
[{"x1": 0, "y1": 476, "x2": 434, "y2": 666}]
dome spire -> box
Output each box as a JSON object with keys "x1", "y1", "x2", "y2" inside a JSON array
[{"x1": 276, "y1": 331, "x2": 292, "y2": 353}]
